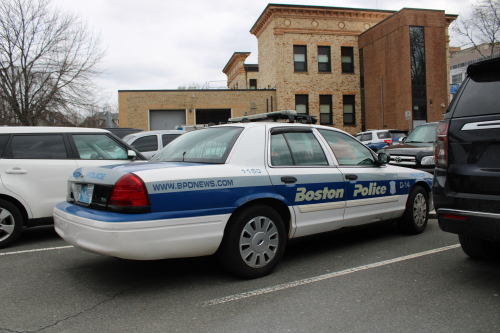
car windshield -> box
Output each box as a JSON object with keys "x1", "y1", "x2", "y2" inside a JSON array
[
  {"x1": 150, "y1": 127, "x2": 243, "y2": 164},
  {"x1": 405, "y1": 124, "x2": 437, "y2": 143}
]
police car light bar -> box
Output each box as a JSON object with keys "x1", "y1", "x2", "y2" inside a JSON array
[{"x1": 228, "y1": 110, "x2": 317, "y2": 124}]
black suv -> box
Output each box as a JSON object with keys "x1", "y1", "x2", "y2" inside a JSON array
[
  {"x1": 434, "y1": 57, "x2": 500, "y2": 259},
  {"x1": 380, "y1": 122, "x2": 438, "y2": 172}
]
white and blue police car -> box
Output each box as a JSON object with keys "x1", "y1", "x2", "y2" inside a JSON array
[{"x1": 54, "y1": 116, "x2": 433, "y2": 279}]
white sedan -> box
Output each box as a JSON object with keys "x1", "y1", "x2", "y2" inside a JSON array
[{"x1": 54, "y1": 122, "x2": 433, "y2": 279}]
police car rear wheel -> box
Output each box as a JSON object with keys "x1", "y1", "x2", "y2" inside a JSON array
[
  {"x1": 398, "y1": 186, "x2": 428, "y2": 235},
  {"x1": 0, "y1": 200, "x2": 23, "y2": 249},
  {"x1": 218, "y1": 205, "x2": 286, "y2": 279}
]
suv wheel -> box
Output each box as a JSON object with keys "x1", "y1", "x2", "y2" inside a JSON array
[
  {"x1": 0, "y1": 200, "x2": 23, "y2": 249},
  {"x1": 398, "y1": 185, "x2": 428, "y2": 234},
  {"x1": 217, "y1": 205, "x2": 286, "y2": 279},
  {"x1": 458, "y1": 235, "x2": 500, "y2": 259}
]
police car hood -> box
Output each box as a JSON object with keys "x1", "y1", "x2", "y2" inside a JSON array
[{"x1": 69, "y1": 162, "x2": 207, "y2": 186}]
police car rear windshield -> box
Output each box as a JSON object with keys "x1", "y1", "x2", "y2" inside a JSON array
[{"x1": 150, "y1": 127, "x2": 243, "y2": 164}]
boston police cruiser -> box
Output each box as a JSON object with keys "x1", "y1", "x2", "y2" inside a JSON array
[{"x1": 54, "y1": 111, "x2": 433, "y2": 279}]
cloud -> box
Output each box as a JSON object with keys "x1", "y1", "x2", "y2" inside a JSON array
[{"x1": 51, "y1": 0, "x2": 472, "y2": 103}]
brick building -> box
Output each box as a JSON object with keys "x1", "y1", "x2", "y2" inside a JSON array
[
  {"x1": 359, "y1": 9, "x2": 457, "y2": 130},
  {"x1": 119, "y1": 4, "x2": 456, "y2": 134}
]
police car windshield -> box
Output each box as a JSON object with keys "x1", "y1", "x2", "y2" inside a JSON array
[{"x1": 150, "y1": 127, "x2": 244, "y2": 164}]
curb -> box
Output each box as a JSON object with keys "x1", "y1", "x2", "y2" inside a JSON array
[{"x1": 429, "y1": 210, "x2": 437, "y2": 219}]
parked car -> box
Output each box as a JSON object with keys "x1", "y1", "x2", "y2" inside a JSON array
[
  {"x1": 0, "y1": 127, "x2": 146, "y2": 248},
  {"x1": 355, "y1": 130, "x2": 408, "y2": 152},
  {"x1": 54, "y1": 120, "x2": 433, "y2": 279},
  {"x1": 379, "y1": 122, "x2": 438, "y2": 172},
  {"x1": 434, "y1": 57, "x2": 500, "y2": 259},
  {"x1": 123, "y1": 130, "x2": 186, "y2": 159}
]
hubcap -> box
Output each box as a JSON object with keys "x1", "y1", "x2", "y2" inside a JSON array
[
  {"x1": 239, "y1": 216, "x2": 279, "y2": 268},
  {"x1": 0, "y1": 208, "x2": 15, "y2": 242},
  {"x1": 413, "y1": 193, "x2": 427, "y2": 227}
]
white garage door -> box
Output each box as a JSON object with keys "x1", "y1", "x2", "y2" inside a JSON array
[{"x1": 150, "y1": 110, "x2": 186, "y2": 130}]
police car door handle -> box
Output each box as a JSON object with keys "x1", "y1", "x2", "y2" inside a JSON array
[
  {"x1": 281, "y1": 176, "x2": 297, "y2": 184},
  {"x1": 6, "y1": 167, "x2": 27, "y2": 174},
  {"x1": 345, "y1": 174, "x2": 358, "y2": 180}
]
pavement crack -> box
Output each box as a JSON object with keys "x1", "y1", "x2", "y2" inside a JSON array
[{"x1": 2, "y1": 284, "x2": 143, "y2": 333}]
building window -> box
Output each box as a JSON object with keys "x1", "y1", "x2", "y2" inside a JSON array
[
  {"x1": 452, "y1": 73, "x2": 463, "y2": 85},
  {"x1": 319, "y1": 95, "x2": 332, "y2": 125},
  {"x1": 410, "y1": 26, "x2": 427, "y2": 122},
  {"x1": 318, "y1": 46, "x2": 331, "y2": 72},
  {"x1": 341, "y1": 47, "x2": 354, "y2": 73},
  {"x1": 294, "y1": 45, "x2": 307, "y2": 72},
  {"x1": 249, "y1": 79, "x2": 257, "y2": 89},
  {"x1": 295, "y1": 95, "x2": 308, "y2": 115},
  {"x1": 343, "y1": 95, "x2": 355, "y2": 125}
]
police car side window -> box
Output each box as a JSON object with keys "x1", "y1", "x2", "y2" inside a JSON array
[
  {"x1": 270, "y1": 134, "x2": 294, "y2": 165},
  {"x1": 318, "y1": 130, "x2": 376, "y2": 166},
  {"x1": 270, "y1": 132, "x2": 328, "y2": 166},
  {"x1": 9, "y1": 135, "x2": 68, "y2": 159},
  {"x1": 284, "y1": 132, "x2": 328, "y2": 166}
]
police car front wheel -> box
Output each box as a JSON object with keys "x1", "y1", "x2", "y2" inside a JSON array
[
  {"x1": 218, "y1": 205, "x2": 286, "y2": 279},
  {"x1": 0, "y1": 200, "x2": 23, "y2": 249},
  {"x1": 398, "y1": 185, "x2": 428, "y2": 235}
]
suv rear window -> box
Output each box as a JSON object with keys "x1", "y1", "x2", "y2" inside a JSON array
[
  {"x1": 453, "y1": 71, "x2": 500, "y2": 118},
  {"x1": 376, "y1": 131, "x2": 390, "y2": 139}
]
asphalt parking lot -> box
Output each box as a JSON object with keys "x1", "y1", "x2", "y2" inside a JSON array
[{"x1": 1, "y1": 218, "x2": 499, "y2": 333}]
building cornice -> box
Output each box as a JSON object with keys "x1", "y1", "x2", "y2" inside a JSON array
[
  {"x1": 250, "y1": 4, "x2": 395, "y2": 37},
  {"x1": 274, "y1": 28, "x2": 362, "y2": 36},
  {"x1": 222, "y1": 52, "x2": 251, "y2": 75}
]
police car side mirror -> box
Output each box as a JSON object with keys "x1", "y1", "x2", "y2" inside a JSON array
[
  {"x1": 378, "y1": 152, "x2": 389, "y2": 165},
  {"x1": 401, "y1": 137, "x2": 407, "y2": 143},
  {"x1": 127, "y1": 150, "x2": 137, "y2": 161}
]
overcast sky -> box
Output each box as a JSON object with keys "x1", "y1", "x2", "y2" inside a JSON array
[{"x1": 50, "y1": 0, "x2": 473, "y2": 106}]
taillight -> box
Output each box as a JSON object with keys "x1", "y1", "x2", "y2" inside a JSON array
[
  {"x1": 443, "y1": 214, "x2": 467, "y2": 221},
  {"x1": 384, "y1": 139, "x2": 392, "y2": 146},
  {"x1": 109, "y1": 174, "x2": 150, "y2": 208},
  {"x1": 435, "y1": 119, "x2": 450, "y2": 168}
]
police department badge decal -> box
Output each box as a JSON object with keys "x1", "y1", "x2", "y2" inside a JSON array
[{"x1": 390, "y1": 181, "x2": 396, "y2": 195}]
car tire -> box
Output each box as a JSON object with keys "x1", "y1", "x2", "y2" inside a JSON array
[
  {"x1": 398, "y1": 185, "x2": 428, "y2": 235},
  {"x1": 458, "y1": 235, "x2": 500, "y2": 260},
  {"x1": 217, "y1": 205, "x2": 286, "y2": 279},
  {"x1": 0, "y1": 200, "x2": 23, "y2": 249}
]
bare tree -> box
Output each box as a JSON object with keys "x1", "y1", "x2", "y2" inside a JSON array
[
  {"x1": 452, "y1": 0, "x2": 500, "y2": 57},
  {"x1": 0, "y1": 0, "x2": 106, "y2": 126}
]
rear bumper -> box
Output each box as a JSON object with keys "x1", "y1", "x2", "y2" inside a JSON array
[
  {"x1": 53, "y1": 206, "x2": 230, "y2": 260},
  {"x1": 437, "y1": 208, "x2": 500, "y2": 242}
]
